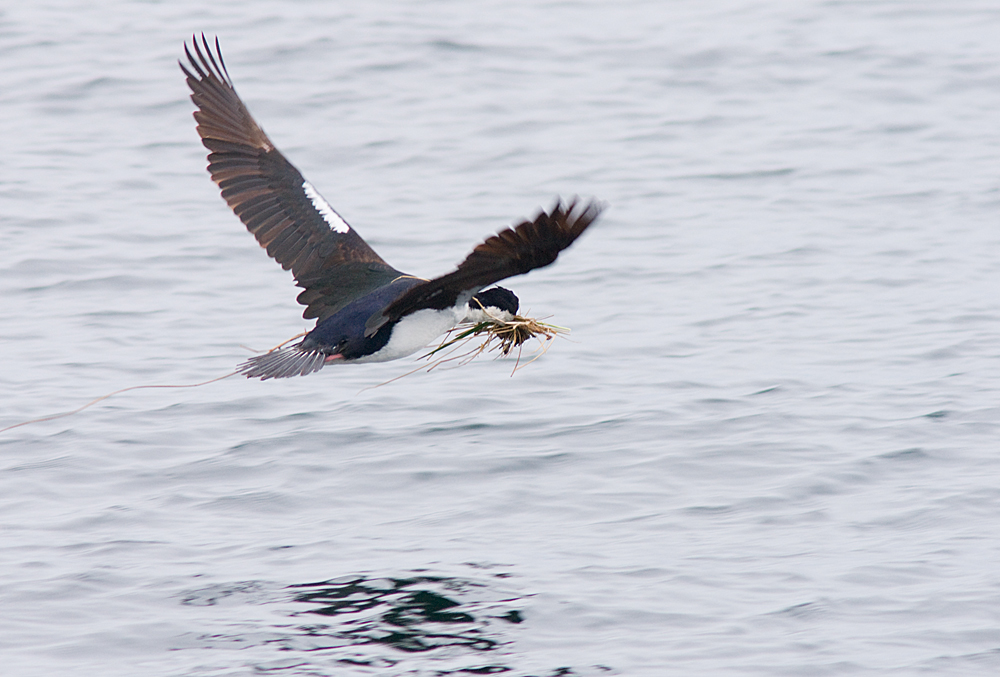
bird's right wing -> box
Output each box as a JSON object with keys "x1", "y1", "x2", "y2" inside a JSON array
[
  {"x1": 366, "y1": 199, "x2": 604, "y2": 336},
  {"x1": 181, "y1": 35, "x2": 404, "y2": 321}
]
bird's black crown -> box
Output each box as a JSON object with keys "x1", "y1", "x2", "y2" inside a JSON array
[{"x1": 472, "y1": 287, "x2": 519, "y2": 315}]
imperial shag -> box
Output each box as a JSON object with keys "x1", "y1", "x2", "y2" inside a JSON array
[{"x1": 181, "y1": 36, "x2": 603, "y2": 379}]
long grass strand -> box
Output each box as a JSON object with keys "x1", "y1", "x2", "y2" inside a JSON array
[{"x1": 0, "y1": 371, "x2": 241, "y2": 435}]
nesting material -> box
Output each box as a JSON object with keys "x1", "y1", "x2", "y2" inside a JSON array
[{"x1": 421, "y1": 310, "x2": 570, "y2": 373}]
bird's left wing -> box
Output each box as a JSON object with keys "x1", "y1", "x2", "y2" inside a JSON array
[
  {"x1": 181, "y1": 35, "x2": 404, "y2": 321},
  {"x1": 365, "y1": 198, "x2": 604, "y2": 336}
]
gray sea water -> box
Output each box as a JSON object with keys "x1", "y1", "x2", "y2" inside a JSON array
[{"x1": 2, "y1": 1, "x2": 1000, "y2": 675}]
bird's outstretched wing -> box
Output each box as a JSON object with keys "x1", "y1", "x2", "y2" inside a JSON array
[
  {"x1": 366, "y1": 199, "x2": 604, "y2": 336},
  {"x1": 181, "y1": 35, "x2": 404, "y2": 321}
]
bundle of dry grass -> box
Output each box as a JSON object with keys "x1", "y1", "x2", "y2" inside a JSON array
[{"x1": 421, "y1": 310, "x2": 570, "y2": 373}]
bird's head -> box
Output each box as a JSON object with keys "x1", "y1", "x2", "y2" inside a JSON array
[{"x1": 467, "y1": 287, "x2": 520, "y2": 322}]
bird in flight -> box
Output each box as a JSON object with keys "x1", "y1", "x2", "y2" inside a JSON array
[{"x1": 180, "y1": 36, "x2": 603, "y2": 379}]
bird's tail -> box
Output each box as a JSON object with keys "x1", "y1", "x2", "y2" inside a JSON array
[{"x1": 237, "y1": 343, "x2": 328, "y2": 380}]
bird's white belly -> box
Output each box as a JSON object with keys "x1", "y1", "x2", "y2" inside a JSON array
[{"x1": 352, "y1": 307, "x2": 466, "y2": 364}]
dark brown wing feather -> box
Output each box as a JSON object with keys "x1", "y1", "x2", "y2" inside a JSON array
[
  {"x1": 366, "y1": 198, "x2": 604, "y2": 336},
  {"x1": 180, "y1": 35, "x2": 403, "y2": 321}
]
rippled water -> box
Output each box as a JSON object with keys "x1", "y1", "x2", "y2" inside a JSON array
[{"x1": 3, "y1": 1, "x2": 1000, "y2": 675}]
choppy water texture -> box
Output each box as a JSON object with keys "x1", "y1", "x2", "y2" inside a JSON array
[{"x1": 2, "y1": 2, "x2": 1000, "y2": 675}]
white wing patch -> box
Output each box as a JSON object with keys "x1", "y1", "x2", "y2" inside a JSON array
[{"x1": 302, "y1": 180, "x2": 350, "y2": 234}]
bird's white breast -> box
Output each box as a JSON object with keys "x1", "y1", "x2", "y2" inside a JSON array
[{"x1": 352, "y1": 306, "x2": 467, "y2": 363}]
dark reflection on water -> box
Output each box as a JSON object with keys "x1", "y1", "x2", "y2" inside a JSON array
[
  {"x1": 180, "y1": 571, "x2": 594, "y2": 676},
  {"x1": 290, "y1": 574, "x2": 521, "y2": 654}
]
